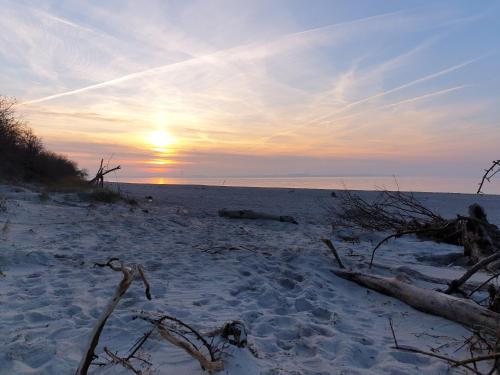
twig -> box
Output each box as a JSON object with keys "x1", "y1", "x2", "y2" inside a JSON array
[
  {"x1": 389, "y1": 317, "x2": 398, "y2": 348},
  {"x1": 321, "y1": 238, "x2": 345, "y2": 269},
  {"x1": 104, "y1": 347, "x2": 142, "y2": 374}
]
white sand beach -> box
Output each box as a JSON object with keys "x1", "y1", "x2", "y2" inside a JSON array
[{"x1": 1, "y1": 183, "x2": 500, "y2": 375}]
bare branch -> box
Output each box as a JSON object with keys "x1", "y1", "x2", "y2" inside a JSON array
[
  {"x1": 321, "y1": 238, "x2": 345, "y2": 269},
  {"x1": 477, "y1": 160, "x2": 500, "y2": 194},
  {"x1": 75, "y1": 260, "x2": 151, "y2": 375}
]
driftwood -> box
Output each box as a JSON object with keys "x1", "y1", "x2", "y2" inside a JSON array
[
  {"x1": 156, "y1": 325, "x2": 223, "y2": 372},
  {"x1": 367, "y1": 262, "x2": 489, "y2": 293},
  {"x1": 333, "y1": 269, "x2": 500, "y2": 333},
  {"x1": 75, "y1": 259, "x2": 151, "y2": 375},
  {"x1": 321, "y1": 238, "x2": 345, "y2": 269},
  {"x1": 333, "y1": 189, "x2": 444, "y2": 232},
  {"x1": 218, "y1": 209, "x2": 297, "y2": 224},
  {"x1": 88, "y1": 159, "x2": 121, "y2": 187},
  {"x1": 477, "y1": 160, "x2": 500, "y2": 194},
  {"x1": 368, "y1": 204, "x2": 500, "y2": 270},
  {"x1": 138, "y1": 313, "x2": 249, "y2": 372},
  {"x1": 445, "y1": 251, "x2": 500, "y2": 295},
  {"x1": 461, "y1": 205, "x2": 500, "y2": 265},
  {"x1": 388, "y1": 318, "x2": 489, "y2": 375}
]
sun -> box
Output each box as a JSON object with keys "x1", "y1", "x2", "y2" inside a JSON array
[{"x1": 147, "y1": 130, "x2": 176, "y2": 150}]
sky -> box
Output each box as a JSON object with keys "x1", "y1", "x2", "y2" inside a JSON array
[{"x1": 1, "y1": 0, "x2": 499, "y2": 181}]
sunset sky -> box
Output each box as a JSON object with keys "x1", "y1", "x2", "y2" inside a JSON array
[{"x1": 2, "y1": 0, "x2": 499, "y2": 180}]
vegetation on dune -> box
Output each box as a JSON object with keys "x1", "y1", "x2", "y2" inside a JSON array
[{"x1": 0, "y1": 96, "x2": 86, "y2": 184}]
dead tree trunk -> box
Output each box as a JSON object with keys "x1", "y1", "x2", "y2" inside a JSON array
[{"x1": 333, "y1": 269, "x2": 500, "y2": 333}]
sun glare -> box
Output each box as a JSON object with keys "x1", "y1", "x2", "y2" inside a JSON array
[{"x1": 147, "y1": 130, "x2": 176, "y2": 150}]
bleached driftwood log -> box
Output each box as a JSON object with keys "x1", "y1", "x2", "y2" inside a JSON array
[
  {"x1": 333, "y1": 269, "x2": 500, "y2": 333},
  {"x1": 75, "y1": 259, "x2": 151, "y2": 375},
  {"x1": 218, "y1": 209, "x2": 297, "y2": 224}
]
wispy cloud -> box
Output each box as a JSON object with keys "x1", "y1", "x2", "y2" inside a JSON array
[
  {"x1": 3, "y1": 1, "x2": 499, "y2": 178},
  {"x1": 22, "y1": 7, "x2": 424, "y2": 105},
  {"x1": 382, "y1": 85, "x2": 469, "y2": 108}
]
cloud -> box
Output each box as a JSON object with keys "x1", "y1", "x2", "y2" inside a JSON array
[
  {"x1": 2, "y1": 1, "x2": 498, "y2": 178},
  {"x1": 21, "y1": 7, "x2": 426, "y2": 105}
]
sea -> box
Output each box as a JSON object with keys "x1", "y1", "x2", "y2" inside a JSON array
[{"x1": 114, "y1": 176, "x2": 500, "y2": 195}]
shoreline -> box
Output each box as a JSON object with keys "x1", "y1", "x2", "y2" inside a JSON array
[{"x1": 113, "y1": 181, "x2": 500, "y2": 197}]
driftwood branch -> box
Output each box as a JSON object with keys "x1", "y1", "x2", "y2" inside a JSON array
[
  {"x1": 88, "y1": 158, "x2": 121, "y2": 187},
  {"x1": 136, "y1": 312, "x2": 249, "y2": 373},
  {"x1": 392, "y1": 345, "x2": 484, "y2": 375},
  {"x1": 477, "y1": 160, "x2": 500, "y2": 194},
  {"x1": 389, "y1": 317, "x2": 499, "y2": 374},
  {"x1": 75, "y1": 259, "x2": 151, "y2": 375},
  {"x1": 137, "y1": 312, "x2": 223, "y2": 372},
  {"x1": 218, "y1": 209, "x2": 297, "y2": 224},
  {"x1": 445, "y1": 252, "x2": 500, "y2": 295},
  {"x1": 368, "y1": 224, "x2": 454, "y2": 268},
  {"x1": 321, "y1": 238, "x2": 345, "y2": 269},
  {"x1": 156, "y1": 324, "x2": 224, "y2": 373},
  {"x1": 333, "y1": 269, "x2": 500, "y2": 333}
]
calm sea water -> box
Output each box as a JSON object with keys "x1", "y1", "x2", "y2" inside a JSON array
[{"x1": 114, "y1": 176, "x2": 500, "y2": 195}]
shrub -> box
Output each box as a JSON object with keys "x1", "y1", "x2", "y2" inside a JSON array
[{"x1": 0, "y1": 96, "x2": 85, "y2": 183}]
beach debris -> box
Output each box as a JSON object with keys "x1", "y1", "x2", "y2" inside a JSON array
[
  {"x1": 369, "y1": 203, "x2": 500, "y2": 269},
  {"x1": 75, "y1": 258, "x2": 151, "y2": 375},
  {"x1": 137, "y1": 312, "x2": 225, "y2": 373},
  {"x1": 218, "y1": 209, "x2": 298, "y2": 224},
  {"x1": 333, "y1": 189, "x2": 445, "y2": 233},
  {"x1": 101, "y1": 313, "x2": 252, "y2": 374},
  {"x1": 477, "y1": 159, "x2": 500, "y2": 194},
  {"x1": 320, "y1": 238, "x2": 345, "y2": 269},
  {"x1": 76, "y1": 258, "x2": 252, "y2": 374},
  {"x1": 333, "y1": 189, "x2": 500, "y2": 268},
  {"x1": 137, "y1": 313, "x2": 250, "y2": 372},
  {"x1": 88, "y1": 158, "x2": 121, "y2": 188},
  {"x1": 388, "y1": 318, "x2": 500, "y2": 375},
  {"x1": 332, "y1": 268, "x2": 500, "y2": 333}
]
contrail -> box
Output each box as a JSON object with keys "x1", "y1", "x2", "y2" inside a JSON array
[
  {"x1": 312, "y1": 56, "x2": 481, "y2": 124},
  {"x1": 382, "y1": 85, "x2": 468, "y2": 108},
  {"x1": 21, "y1": 8, "x2": 412, "y2": 105}
]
